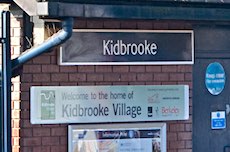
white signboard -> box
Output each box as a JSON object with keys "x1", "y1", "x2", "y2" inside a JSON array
[
  {"x1": 68, "y1": 123, "x2": 167, "y2": 152},
  {"x1": 211, "y1": 111, "x2": 226, "y2": 129},
  {"x1": 30, "y1": 85, "x2": 189, "y2": 124}
]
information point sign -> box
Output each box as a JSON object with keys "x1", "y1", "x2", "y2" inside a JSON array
[{"x1": 211, "y1": 111, "x2": 226, "y2": 130}]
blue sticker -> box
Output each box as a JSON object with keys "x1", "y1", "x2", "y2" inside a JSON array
[{"x1": 205, "y1": 62, "x2": 226, "y2": 95}]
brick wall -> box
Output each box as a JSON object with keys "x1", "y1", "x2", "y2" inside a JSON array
[{"x1": 18, "y1": 19, "x2": 193, "y2": 152}]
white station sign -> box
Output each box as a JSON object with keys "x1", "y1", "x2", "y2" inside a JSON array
[{"x1": 30, "y1": 85, "x2": 189, "y2": 124}]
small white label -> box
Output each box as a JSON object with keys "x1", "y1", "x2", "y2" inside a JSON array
[{"x1": 211, "y1": 111, "x2": 226, "y2": 129}]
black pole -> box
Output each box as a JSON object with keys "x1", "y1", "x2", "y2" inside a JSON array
[{"x1": 1, "y1": 11, "x2": 12, "y2": 152}]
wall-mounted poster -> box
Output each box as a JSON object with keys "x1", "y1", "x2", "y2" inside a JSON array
[
  {"x1": 30, "y1": 85, "x2": 189, "y2": 124},
  {"x1": 68, "y1": 123, "x2": 166, "y2": 152}
]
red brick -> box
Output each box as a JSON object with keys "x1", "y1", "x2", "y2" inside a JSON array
[
  {"x1": 51, "y1": 127, "x2": 67, "y2": 136},
  {"x1": 87, "y1": 20, "x2": 103, "y2": 28},
  {"x1": 120, "y1": 73, "x2": 137, "y2": 81},
  {"x1": 169, "y1": 22, "x2": 186, "y2": 29},
  {"x1": 33, "y1": 56, "x2": 51, "y2": 64},
  {"x1": 185, "y1": 140, "x2": 192, "y2": 149},
  {"x1": 170, "y1": 73, "x2": 184, "y2": 81},
  {"x1": 21, "y1": 137, "x2": 41, "y2": 146},
  {"x1": 170, "y1": 124, "x2": 185, "y2": 132},
  {"x1": 21, "y1": 82, "x2": 41, "y2": 91},
  {"x1": 69, "y1": 73, "x2": 86, "y2": 81},
  {"x1": 60, "y1": 66, "x2": 77, "y2": 72},
  {"x1": 146, "y1": 66, "x2": 161, "y2": 72},
  {"x1": 185, "y1": 124, "x2": 192, "y2": 132},
  {"x1": 153, "y1": 21, "x2": 169, "y2": 29},
  {"x1": 33, "y1": 146, "x2": 50, "y2": 152},
  {"x1": 96, "y1": 66, "x2": 112, "y2": 73},
  {"x1": 51, "y1": 146, "x2": 67, "y2": 152},
  {"x1": 51, "y1": 74, "x2": 68, "y2": 82},
  {"x1": 78, "y1": 66, "x2": 95, "y2": 73},
  {"x1": 20, "y1": 92, "x2": 29, "y2": 100},
  {"x1": 20, "y1": 128, "x2": 32, "y2": 137},
  {"x1": 167, "y1": 132, "x2": 178, "y2": 141},
  {"x1": 20, "y1": 101, "x2": 30, "y2": 110},
  {"x1": 137, "y1": 21, "x2": 153, "y2": 29},
  {"x1": 42, "y1": 65, "x2": 59, "y2": 73},
  {"x1": 87, "y1": 73, "x2": 103, "y2": 81},
  {"x1": 20, "y1": 110, "x2": 30, "y2": 119},
  {"x1": 130, "y1": 66, "x2": 145, "y2": 72},
  {"x1": 73, "y1": 19, "x2": 87, "y2": 28},
  {"x1": 178, "y1": 149, "x2": 192, "y2": 152},
  {"x1": 121, "y1": 20, "x2": 137, "y2": 29},
  {"x1": 19, "y1": 147, "x2": 33, "y2": 152},
  {"x1": 33, "y1": 128, "x2": 51, "y2": 136},
  {"x1": 60, "y1": 136, "x2": 67, "y2": 145},
  {"x1": 103, "y1": 20, "x2": 121, "y2": 29},
  {"x1": 154, "y1": 73, "x2": 169, "y2": 81},
  {"x1": 21, "y1": 74, "x2": 32, "y2": 82},
  {"x1": 20, "y1": 119, "x2": 33, "y2": 128},
  {"x1": 33, "y1": 74, "x2": 50, "y2": 82},
  {"x1": 178, "y1": 132, "x2": 192, "y2": 140},
  {"x1": 23, "y1": 65, "x2": 41, "y2": 73},
  {"x1": 42, "y1": 137, "x2": 60, "y2": 146},
  {"x1": 51, "y1": 56, "x2": 57, "y2": 64},
  {"x1": 113, "y1": 66, "x2": 129, "y2": 73},
  {"x1": 185, "y1": 73, "x2": 192, "y2": 81},
  {"x1": 170, "y1": 141, "x2": 185, "y2": 149},
  {"x1": 137, "y1": 73, "x2": 153, "y2": 81},
  {"x1": 162, "y1": 66, "x2": 177, "y2": 72},
  {"x1": 177, "y1": 65, "x2": 192, "y2": 72},
  {"x1": 104, "y1": 73, "x2": 120, "y2": 81}
]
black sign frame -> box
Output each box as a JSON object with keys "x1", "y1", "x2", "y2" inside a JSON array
[{"x1": 59, "y1": 29, "x2": 194, "y2": 65}]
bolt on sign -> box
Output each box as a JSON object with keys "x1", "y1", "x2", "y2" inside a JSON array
[
  {"x1": 30, "y1": 85, "x2": 189, "y2": 124},
  {"x1": 59, "y1": 30, "x2": 194, "y2": 65}
]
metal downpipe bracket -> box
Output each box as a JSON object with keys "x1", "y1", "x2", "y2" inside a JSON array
[{"x1": 11, "y1": 17, "x2": 73, "y2": 76}]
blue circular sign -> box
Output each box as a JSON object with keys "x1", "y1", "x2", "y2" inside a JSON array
[{"x1": 205, "y1": 62, "x2": 226, "y2": 95}]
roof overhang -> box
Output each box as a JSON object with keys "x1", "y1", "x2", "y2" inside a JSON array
[
  {"x1": 10, "y1": 0, "x2": 230, "y2": 21},
  {"x1": 1, "y1": 0, "x2": 12, "y2": 3},
  {"x1": 38, "y1": 2, "x2": 230, "y2": 21}
]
